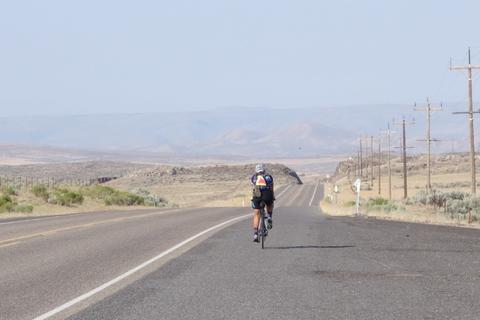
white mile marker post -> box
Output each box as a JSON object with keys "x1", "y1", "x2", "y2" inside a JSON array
[{"x1": 354, "y1": 178, "x2": 362, "y2": 216}]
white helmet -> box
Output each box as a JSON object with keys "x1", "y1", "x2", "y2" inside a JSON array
[{"x1": 255, "y1": 164, "x2": 265, "y2": 173}]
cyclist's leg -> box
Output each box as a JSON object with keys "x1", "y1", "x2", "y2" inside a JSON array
[
  {"x1": 252, "y1": 209, "x2": 260, "y2": 229},
  {"x1": 262, "y1": 190, "x2": 274, "y2": 217},
  {"x1": 266, "y1": 200, "x2": 274, "y2": 229},
  {"x1": 252, "y1": 198, "x2": 261, "y2": 241},
  {"x1": 266, "y1": 202, "x2": 274, "y2": 215}
]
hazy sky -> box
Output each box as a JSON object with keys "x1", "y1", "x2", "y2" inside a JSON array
[{"x1": 0, "y1": 0, "x2": 479, "y2": 116}]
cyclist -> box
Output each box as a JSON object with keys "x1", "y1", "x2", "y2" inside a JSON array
[{"x1": 251, "y1": 164, "x2": 274, "y2": 242}]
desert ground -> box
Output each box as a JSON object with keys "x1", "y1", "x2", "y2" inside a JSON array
[
  {"x1": 322, "y1": 152, "x2": 480, "y2": 227},
  {"x1": 0, "y1": 155, "x2": 311, "y2": 218}
]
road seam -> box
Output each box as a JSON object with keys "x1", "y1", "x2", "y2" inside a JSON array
[{"x1": 32, "y1": 213, "x2": 250, "y2": 320}]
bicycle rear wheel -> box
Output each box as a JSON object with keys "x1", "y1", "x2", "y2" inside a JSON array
[
  {"x1": 260, "y1": 215, "x2": 266, "y2": 249},
  {"x1": 261, "y1": 226, "x2": 265, "y2": 249}
]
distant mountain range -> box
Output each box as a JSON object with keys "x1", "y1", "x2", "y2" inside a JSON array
[{"x1": 0, "y1": 105, "x2": 470, "y2": 157}]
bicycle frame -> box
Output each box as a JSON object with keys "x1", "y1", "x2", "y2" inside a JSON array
[{"x1": 258, "y1": 202, "x2": 268, "y2": 249}]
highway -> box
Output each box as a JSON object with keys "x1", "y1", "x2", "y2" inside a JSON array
[{"x1": 1, "y1": 183, "x2": 480, "y2": 319}]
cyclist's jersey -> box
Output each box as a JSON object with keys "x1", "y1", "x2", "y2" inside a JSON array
[
  {"x1": 251, "y1": 173, "x2": 274, "y2": 207},
  {"x1": 251, "y1": 173, "x2": 274, "y2": 191}
]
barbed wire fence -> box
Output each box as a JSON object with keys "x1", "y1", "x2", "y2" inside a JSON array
[{"x1": 0, "y1": 176, "x2": 121, "y2": 191}]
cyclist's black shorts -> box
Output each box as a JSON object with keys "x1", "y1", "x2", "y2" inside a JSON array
[{"x1": 252, "y1": 190, "x2": 274, "y2": 209}]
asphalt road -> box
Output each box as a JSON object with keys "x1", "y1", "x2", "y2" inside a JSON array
[
  {"x1": 3, "y1": 182, "x2": 480, "y2": 319},
  {"x1": 0, "y1": 184, "x2": 296, "y2": 320}
]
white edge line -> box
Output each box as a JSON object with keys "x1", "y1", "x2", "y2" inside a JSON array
[
  {"x1": 32, "y1": 213, "x2": 250, "y2": 320},
  {"x1": 276, "y1": 184, "x2": 292, "y2": 199},
  {"x1": 309, "y1": 182, "x2": 319, "y2": 207},
  {"x1": 34, "y1": 185, "x2": 293, "y2": 319}
]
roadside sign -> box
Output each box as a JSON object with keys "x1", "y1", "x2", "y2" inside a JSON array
[
  {"x1": 353, "y1": 179, "x2": 361, "y2": 215},
  {"x1": 354, "y1": 179, "x2": 361, "y2": 192}
]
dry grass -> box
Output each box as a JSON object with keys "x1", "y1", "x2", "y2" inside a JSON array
[
  {"x1": 321, "y1": 199, "x2": 480, "y2": 229},
  {"x1": 108, "y1": 163, "x2": 300, "y2": 208},
  {"x1": 147, "y1": 181, "x2": 252, "y2": 208},
  {"x1": 326, "y1": 172, "x2": 473, "y2": 206}
]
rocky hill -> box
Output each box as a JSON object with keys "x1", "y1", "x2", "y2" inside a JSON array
[{"x1": 112, "y1": 163, "x2": 302, "y2": 187}]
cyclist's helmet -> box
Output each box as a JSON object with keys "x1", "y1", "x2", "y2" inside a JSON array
[{"x1": 255, "y1": 164, "x2": 265, "y2": 174}]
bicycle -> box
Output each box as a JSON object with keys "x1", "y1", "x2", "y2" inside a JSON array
[{"x1": 258, "y1": 202, "x2": 269, "y2": 249}]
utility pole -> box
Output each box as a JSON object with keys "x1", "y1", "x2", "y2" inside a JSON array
[
  {"x1": 370, "y1": 136, "x2": 374, "y2": 188},
  {"x1": 414, "y1": 98, "x2": 442, "y2": 193},
  {"x1": 355, "y1": 151, "x2": 359, "y2": 177},
  {"x1": 381, "y1": 123, "x2": 395, "y2": 201},
  {"x1": 401, "y1": 120, "x2": 408, "y2": 199},
  {"x1": 451, "y1": 48, "x2": 480, "y2": 195},
  {"x1": 387, "y1": 124, "x2": 393, "y2": 201},
  {"x1": 394, "y1": 118, "x2": 415, "y2": 199},
  {"x1": 446, "y1": 139, "x2": 461, "y2": 153},
  {"x1": 363, "y1": 135, "x2": 370, "y2": 180},
  {"x1": 359, "y1": 139, "x2": 363, "y2": 178},
  {"x1": 378, "y1": 137, "x2": 382, "y2": 195}
]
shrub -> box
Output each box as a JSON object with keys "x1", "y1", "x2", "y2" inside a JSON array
[
  {"x1": 12, "y1": 204, "x2": 34, "y2": 213},
  {"x1": 0, "y1": 195, "x2": 14, "y2": 213},
  {"x1": 1, "y1": 186, "x2": 16, "y2": 196},
  {"x1": 50, "y1": 188, "x2": 84, "y2": 206},
  {"x1": 0, "y1": 194, "x2": 34, "y2": 213},
  {"x1": 83, "y1": 185, "x2": 146, "y2": 206},
  {"x1": 448, "y1": 199, "x2": 470, "y2": 215},
  {"x1": 379, "y1": 203, "x2": 398, "y2": 212},
  {"x1": 344, "y1": 200, "x2": 356, "y2": 207},
  {"x1": 104, "y1": 192, "x2": 144, "y2": 206},
  {"x1": 31, "y1": 184, "x2": 50, "y2": 201},
  {"x1": 134, "y1": 189, "x2": 167, "y2": 207},
  {"x1": 409, "y1": 190, "x2": 468, "y2": 207},
  {"x1": 81, "y1": 185, "x2": 117, "y2": 199},
  {"x1": 408, "y1": 189, "x2": 480, "y2": 220},
  {"x1": 367, "y1": 203, "x2": 398, "y2": 212},
  {"x1": 365, "y1": 197, "x2": 398, "y2": 213},
  {"x1": 367, "y1": 197, "x2": 389, "y2": 207}
]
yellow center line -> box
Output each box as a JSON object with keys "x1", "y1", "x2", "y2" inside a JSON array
[{"x1": 0, "y1": 209, "x2": 179, "y2": 247}]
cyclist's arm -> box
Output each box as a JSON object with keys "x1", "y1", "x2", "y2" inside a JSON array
[{"x1": 266, "y1": 175, "x2": 275, "y2": 199}]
